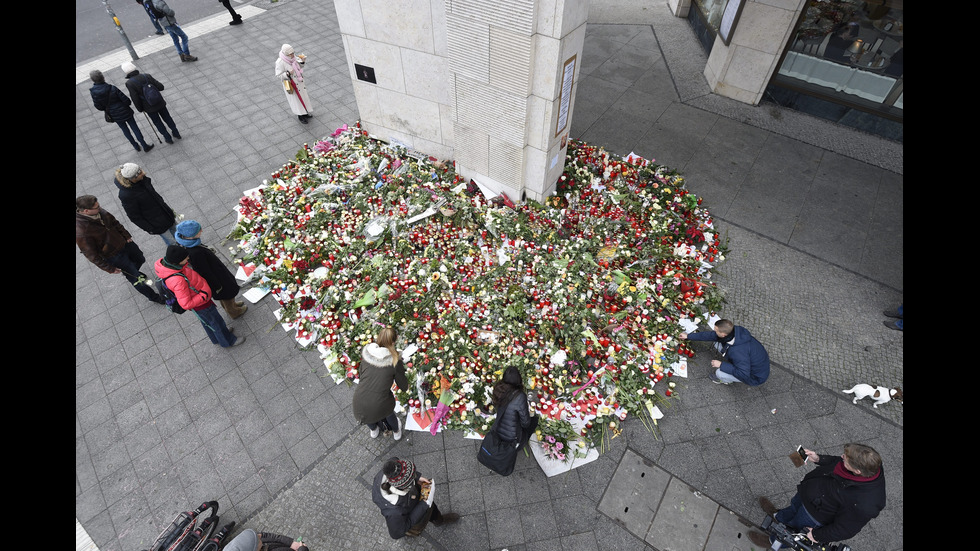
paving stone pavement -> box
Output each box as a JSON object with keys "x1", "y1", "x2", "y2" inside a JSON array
[{"x1": 76, "y1": 2, "x2": 902, "y2": 550}]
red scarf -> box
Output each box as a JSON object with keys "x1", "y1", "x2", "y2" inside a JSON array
[{"x1": 834, "y1": 461, "x2": 880, "y2": 482}]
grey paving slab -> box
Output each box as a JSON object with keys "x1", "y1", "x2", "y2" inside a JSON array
[{"x1": 77, "y1": 4, "x2": 901, "y2": 551}]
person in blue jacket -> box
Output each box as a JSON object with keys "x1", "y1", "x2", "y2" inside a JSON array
[{"x1": 680, "y1": 319, "x2": 770, "y2": 385}]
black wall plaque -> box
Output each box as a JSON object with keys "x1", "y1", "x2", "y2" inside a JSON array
[{"x1": 354, "y1": 64, "x2": 377, "y2": 84}]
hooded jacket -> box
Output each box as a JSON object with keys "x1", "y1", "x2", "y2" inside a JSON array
[
  {"x1": 798, "y1": 454, "x2": 887, "y2": 543},
  {"x1": 90, "y1": 82, "x2": 135, "y2": 122},
  {"x1": 76, "y1": 208, "x2": 131, "y2": 273},
  {"x1": 371, "y1": 470, "x2": 429, "y2": 539},
  {"x1": 153, "y1": 259, "x2": 212, "y2": 311},
  {"x1": 686, "y1": 325, "x2": 770, "y2": 385},
  {"x1": 352, "y1": 343, "x2": 408, "y2": 424},
  {"x1": 114, "y1": 170, "x2": 175, "y2": 235}
]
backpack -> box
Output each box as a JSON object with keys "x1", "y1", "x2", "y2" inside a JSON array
[
  {"x1": 140, "y1": 75, "x2": 164, "y2": 109},
  {"x1": 156, "y1": 272, "x2": 191, "y2": 314},
  {"x1": 144, "y1": 0, "x2": 167, "y2": 19}
]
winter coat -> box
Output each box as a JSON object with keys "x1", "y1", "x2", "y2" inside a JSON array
[
  {"x1": 493, "y1": 391, "x2": 531, "y2": 443},
  {"x1": 352, "y1": 343, "x2": 408, "y2": 425},
  {"x1": 686, "y1": 325, "x2": 770, "y2": 385},
  {"x1": 153, "y1": 259, "x2": 213, "y2": 312},
  {"x1": 371, "y1": 470, "x2": 430, "y2": 539},
  {"x1": 797, "y1": 454, "x2": 886, "y2": 543},
  {"x1": 76, "y1": 208, "x2": 132, "y2": 273},
  {"x1": 90, "y1": 82, "x2": 135, "y2": 122},
  {"x1": 184, "y1": 244, "x2": 240, "y2": 300},
  {"x1": 151, "y1": 0, "x2": 178, "y2": 26},
  {"x1": 275, "y1": 55, "x2": 310, "y2": 115},
  {"x1": 114, "y1": 171, "x2": 175, "y2": 235},
  {"x1": 124, "y1": 72, "x2": 167, "y2": 114}
]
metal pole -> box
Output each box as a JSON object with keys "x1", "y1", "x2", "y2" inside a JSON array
[{"x1": 102, "y1": 0, "x2": 140, "y2": 61}]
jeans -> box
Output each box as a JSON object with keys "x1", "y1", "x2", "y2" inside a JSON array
[
  {"x1": 194, "y1": 302, "x2": 237, "y2": 347},
  {"x1": 776, "y1": 493, "x2": 823, "y2": 530},
  {"x1": 148, "y1": 107, "x2": 179, "y2": 142},
  {"x1": 142, "y1": 5, "x2": 164, "y2": 32},
  {"x1": 715, "y1": 369, "x2": 742, "y2": 384},
  {"x1": 107, "y1": 241, "x2": 160, "y2": 302},
  {"x1": 164, "y1": 24, "x2": 190, "y2": 55},
  {"x1": 115, "y1": 116, "x2": 149, "y2": 150},
  {"x1": 367, "y1": 413, "x2": 399, "y2": 432},
  {"x1": 158, "y1": 224, "x2": 178, "y2": 246}
]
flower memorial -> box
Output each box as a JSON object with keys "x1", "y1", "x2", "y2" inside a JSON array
[{"x1": 230, "y1": 122, "x2": 727, "y2": 460}]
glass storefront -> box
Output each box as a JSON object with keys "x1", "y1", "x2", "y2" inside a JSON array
[{"x1": 773, "y1": 1, "x2": 903, "y2": 116}]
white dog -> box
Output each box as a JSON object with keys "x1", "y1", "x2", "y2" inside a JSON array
[{"x1": 842, "y1": 384, "x2": 902, "y2": 408}]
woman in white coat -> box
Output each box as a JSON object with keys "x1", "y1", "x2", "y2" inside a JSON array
[{"x1": 275, "y1": 44, "x2": 311, "y2": 124}]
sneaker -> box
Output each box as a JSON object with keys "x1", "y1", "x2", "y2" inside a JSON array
[
  {"x1": 758, "y1": 497, "x2": 779, "y2": 516},
  {"x1": 746, "y1": 530, "x2": 772, "y2": 548},
  {"x1": 708, "y1": 371, "x2": 724, "y2": 384},
  {"x1": 882, "y1": 308, "x2": 902, "y2": 318},
  {"x1": 393, "y1": 417, "x2": 403, "y2": 440},
  {"x1": 369, "y1": 426, "x2": 380, "y2": 439},
  {"x1": 883, "y1": 320, "x2": 902, "y2": 331},
  {"x1": 230, "y1": 335, "x2": 246, "y2": 347}
]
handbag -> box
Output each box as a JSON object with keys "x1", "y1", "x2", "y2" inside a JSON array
[
  {"x1": 477, "y1": 416, "x2": 519, "y2": 476},
  {"x1": 103, "y1": 88, "x2": 114, "y2": 123},
  {"x1": 284, "y1": 79, "x2": 294, "y2": 95}
]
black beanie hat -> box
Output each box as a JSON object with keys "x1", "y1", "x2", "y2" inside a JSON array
[{"x1": 165, "y1": 244, "x2": 189, "y2": 264}]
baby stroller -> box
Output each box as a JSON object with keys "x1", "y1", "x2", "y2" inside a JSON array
[{"x1": 144, "y1": 501, "x2": 236, "y2": 551}]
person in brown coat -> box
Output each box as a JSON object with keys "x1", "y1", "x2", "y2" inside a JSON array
[
  {"x1": 75, "y1": 195, "x2": 163, "y2": 304},
  {"x1": 352, "y1": 327, "x2": 408, "y2": 440}
]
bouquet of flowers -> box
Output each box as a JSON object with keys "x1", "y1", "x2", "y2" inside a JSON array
[{"x1": 230, "y1": 122, "x2": 727, "y2": 455}]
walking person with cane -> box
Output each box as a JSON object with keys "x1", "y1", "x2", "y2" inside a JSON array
[
  {"x1": 76, "y1": 195, "x2": 164, "y2": 304},
  {"x1": 275, "y1": 44, "x2": 312, "y2": 124},
  {"x1": 122, "y1": 61, "x2": 181, "y2": 145}
]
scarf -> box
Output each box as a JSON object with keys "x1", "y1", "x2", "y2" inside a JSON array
[
  {"x1": 834, "y1": 461, "x2": 880, "y2": 482},
  {"x1": 175, "y1": 234, "x2": 201, "y2": 248},
  {"x1": 279, "y1": 52, "x2": 303, "y2": 82}
]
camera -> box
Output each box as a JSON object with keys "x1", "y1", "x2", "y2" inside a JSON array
[{"x1": 760, "y1": 515, "x2": 851, "y2": 551}]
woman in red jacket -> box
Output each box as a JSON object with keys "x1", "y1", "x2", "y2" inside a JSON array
[{"x1": 155, "y1": 245, "x2": 244, "y2": 348}]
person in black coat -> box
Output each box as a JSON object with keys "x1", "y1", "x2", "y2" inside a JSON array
[
  {"x1": 89, "y1": 70, "x2": 153, "y2": 153},
  {"x1": 371, "y1": 458, "x2": 458, "y2": 539},
  {"x1": 749, "y1": 443, "x2": 886, "y2": 547},
  {"x1": 175, "y1": 219, "x2": 248, "y2": 319},
  {"x1": 114, "y1": 163, "x2": 176, "y2": 245},
  {"x1": 122, "y1": 61, "x2": 181, "y2": 145},
  {"x1": 490, "y1": 366, "x2": 537, "y2": 449}
]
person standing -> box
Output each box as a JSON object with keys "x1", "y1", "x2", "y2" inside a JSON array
[
  {"x1": 136, "y1": 0, "x2": 165, "y2": 34},
  {"x1": 352, "y1": 327, "x2": 408, "y2": 440},
  {"x1": 150, "y1": 0, "x2": 198, "y2": 62},
  {"x1": 114, "y1": 163, "x2": 178, "y2": 246},
  {"x1": 679, "y1": 318, "x2": 770, "y2": 385},
  {"x1": 747, "y1": 443, "x2": 886, "y2": 547},
  {"x1": 219, "y1": 0, "x2": 243, "y2": 25},
  {"x1": 275, "y1": 44, "x2": 311, "y2": 124},
  {"x1": 175, "y1": 219, "x2": 248, "y2": 319},
  {"x1": 76, "y1": 195, "x2": 163, "y2": 304},
  {"x1": 372, "y1": 457, "x2": 459, "y2": 539},
  {"x1": 121, "y1": 61, "x2": 182, "y2": 145},
  {"x1": 89, "y1": 70, "x2": 154, "y2": 153},
  {"x1": 155, "y1": 245, "x2": 245, "y2": 348},
  {"x1": 490, "y1": 366, "x2": 537, "y2": 454}
]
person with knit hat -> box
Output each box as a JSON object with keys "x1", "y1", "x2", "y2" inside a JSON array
[
  {"x1": 222, "y1": 529, "x2": 308, "y2": 551},
  {"x1": 114, "y1": 162, "x2": 178, "y2": 245},
  {"x1": 150, "y1": 0, "x2": 197, "y2": 62},
  {"x1": 89, "y1": 69, "x2": 154, "y2": 153},
  {"x1": 275, "y1": 44, "x2": 312, "y2": 124},
  {"x1": 371, "y1": 457, "x2": 459, "y2": 539},
  {"x1": 175, "y1": 219, "x2": 248, "y2": 319},
  {"x1": 352, "y1": 327, "x2": 408, "y2": 440},
  {"x1": 76, "y1": 195, "x2": 164, "y2": 304},
  {"x1": 122, "y1": 61, "x2": 181, "y2": 144},
  {"x1": 154, "y1": 244, "x2": 244, "y2": 347}
]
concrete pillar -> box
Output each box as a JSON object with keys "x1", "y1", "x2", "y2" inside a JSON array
[
  {"x1": 702, "y1": 0, "x2": 805, "y2": 105},
  {"x1": 333, "y1": 0, "x2": 589, "y2": 202}
]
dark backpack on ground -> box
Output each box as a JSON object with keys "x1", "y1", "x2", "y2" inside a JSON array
[
  {"x1": 156, "y1": 272, "x2": 191, "y2": 314},
  {"x1": 140, "y1": 75, "x2": 165, "y2": 109}
]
